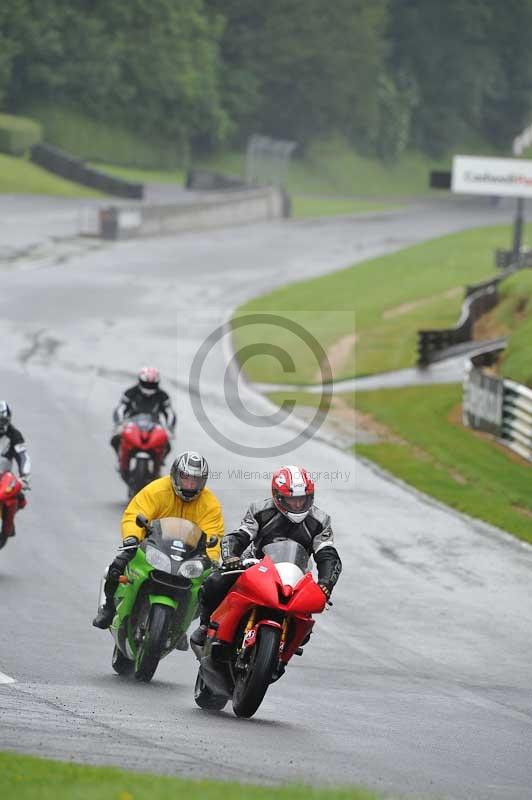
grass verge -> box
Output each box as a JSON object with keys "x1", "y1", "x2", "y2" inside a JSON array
[
  {"x1": 22, "y1": 104, "x2": 182, "y2": 169},
  {"x1": 291, "y1": 196, "x2": 393, "y2": 218},
  {"x1": 89, "y1": 162, "x2": 185, "y2": 185},
  {"x1": 233, "y1": 224, "x2": 532, "y2": 384},
  {"x1": 479, "y1": 267, "x2": 532, "y2": 387},
  {"x1": 0, "y1": 752, "x2": 381, "y2": 800},
  {"x1": 0, "y1": 153, "x2": 101, "y2": 197},
  {"x1": 268, "y1": 385, "x2": 532, "y2": 544}
]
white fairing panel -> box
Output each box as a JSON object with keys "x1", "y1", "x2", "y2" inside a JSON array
[{"x1": 276, "y1": 562, "x2": 304, "y2": 588}]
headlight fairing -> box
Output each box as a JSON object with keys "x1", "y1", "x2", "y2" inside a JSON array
[
  {"x1": 178, "y1": 559, "x2": 204, "y2": 579},
  {"x1": 145, "y1": 545, "x2": 172, "y2": 572}
]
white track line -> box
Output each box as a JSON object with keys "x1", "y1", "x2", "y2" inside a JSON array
[{"x1": 0, "y1": 671, "x2": 15, "y2": 684}]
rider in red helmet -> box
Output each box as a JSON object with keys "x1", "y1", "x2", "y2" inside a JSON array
[
  {"x1": 190, "y1": 465, "x2": 342, "y2": 647},
  {"x1": 110, "y1": 367, "x2": 176, "y2": 456}
]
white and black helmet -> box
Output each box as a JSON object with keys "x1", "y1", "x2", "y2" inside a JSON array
[
  {"x1": 170, "y1": 451, "x2": 208, "y2": 502},
  {"x1": 0, "y1": 401, "x2": 11, "y2": 435}
]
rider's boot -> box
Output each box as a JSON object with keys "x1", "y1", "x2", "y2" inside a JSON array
[
  {"x1": 190, "y1": 623, "x2": 208, "y2": 647},
  {"x1": 92, "y1": 599, "x2": 115, "y2": 629}
]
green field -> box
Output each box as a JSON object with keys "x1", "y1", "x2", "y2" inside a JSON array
[
  {"x1": 0, "y1": 153, "x2": 101, "y2": 197},
  {"x1": 232, "y1": 224, "x2": 532, "y2": 384},
  {"x1": 292, "y1": 196, "x2": 393, "y2": 218},
  {"x1": 488, "y1": 268, "x2": 532, "y2": 386},
  {"x1": 269, "y1": 385, "x2": 532, "y2": 544},
  {"x1": 0, "y1": 752, "x2": 381, "y2": 800},
  {"x1": 89, "y1": 162, "x2": 186, "y2": 185},
  {"x1": 256, "y1": 223, "x2": 532, "y2": 543},
  {"x1": 21, "y1": 104, "x2": 183, "y2": 170}
]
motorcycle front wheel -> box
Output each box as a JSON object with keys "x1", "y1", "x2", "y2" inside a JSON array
[
  {"x1": 134, "y1": 603, "x2": 172, "y2": 682},
  {"x1": 232, "y1": 625, "x2": 280, "y2": 718}
]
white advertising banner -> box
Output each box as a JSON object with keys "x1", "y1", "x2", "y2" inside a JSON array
[{"x1": 452, "y1": 155, "x2": 532, "y2": 198}]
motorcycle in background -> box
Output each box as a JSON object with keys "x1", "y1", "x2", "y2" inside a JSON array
[
  {"x1": 118, "y1": 413, "x2": 170, "y2": 498},
  {"x1": 104, "y1": 515, "x2": 216, "y2": 682},
  {"x1": 192, "y1": 539, "x2": 329, "y2": 717},
  {"x1": 0, "y1": 456, "x2": 27, "y2": 550}
]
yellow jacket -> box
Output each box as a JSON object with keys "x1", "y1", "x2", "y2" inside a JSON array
[{"x1": 121, "y1": 476, "x2": 224, "y2": 562}]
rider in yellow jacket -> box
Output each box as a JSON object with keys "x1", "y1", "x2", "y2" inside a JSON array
[
  {"x1": 121, "y1": 475, "x2": 223, "y2": 561},
  {"x1": 93, "y1": 451, "x2": 223, "y2": 632}
]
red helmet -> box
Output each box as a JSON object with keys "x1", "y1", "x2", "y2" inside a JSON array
[
  {"x1": 271, "y1": 465, "x2": 315, "y2": 523},
  {"x1": 138, "y1": 366, "x2": 160, "y2": 395}
]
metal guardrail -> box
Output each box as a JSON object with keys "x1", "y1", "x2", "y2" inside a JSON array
[
  {"x1": 501, "y1": 380, "x2": 532, "y2": 461},
  {"x1": 463, "y1": 366, "x2": 532, "y2": 462},
  {"x1": 417, "y1": 277, "x2": 502, "y2": 365},
  {"x1": 31, "y1": 143, "x2": 144, "y2": 199},
  {"x1": 495, "y1": 248, "x2": 532, "y2": 270}
]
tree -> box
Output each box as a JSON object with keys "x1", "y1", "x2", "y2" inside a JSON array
[
  {"x1": 2, "y1": 0, "x2": 229, "y2": 153},
  {"x1": 207, "y1": 0, "x2": 388, "y2": 151}
]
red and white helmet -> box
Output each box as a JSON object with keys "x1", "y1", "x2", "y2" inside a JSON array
[
  {"x1": 271, "y1": 465, "x2": 315, "y2": 523},
  {"x1": 138, "y1": 366, "x2": 160, "y2": 395}
]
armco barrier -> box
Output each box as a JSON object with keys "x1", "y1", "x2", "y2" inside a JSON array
[
  {"x1": 501, "y1": 380, "x2": 532, "y2": 460},
  {"x1": 31, "y1": 143, "x2": 144, "y2": 199},
  {"x1": 97, "y1": 186, "x2": 288, "y2": 240},
  {"x1": 417, "y1": 276, "x2": 503, "y2": 365},
  {"x1": 185, "y1": 168, "x2": 247, "y2": 191},
  {"x1": 495, "y1": 248, "x2": 532, "y2": 270},
  {"x1": 463, "y1": 364, "x2": 532, "y2": 462}
]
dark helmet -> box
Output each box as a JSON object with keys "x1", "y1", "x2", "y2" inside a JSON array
[
  {"x1": 0, "y1": 401, "x2": 11, "y2": 435},
  {"x1": 170, "y1": 451, "x2": 208, "y2": 502},
  {"x1": 138, "y1": 366, "x2": 160, "y2": 396}
]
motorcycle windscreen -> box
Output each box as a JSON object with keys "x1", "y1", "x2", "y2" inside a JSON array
[
  {"x1": 262, "y1": 540, "x2": 310, "y2": 587},
  {"x1": 156, "y1": 517, "x2": 204, "y2": 550},
  {"x1": 129, "y1": 413, "x2": 156, "y2": 431}
]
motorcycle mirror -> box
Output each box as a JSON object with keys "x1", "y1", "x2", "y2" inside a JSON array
[
  {"x1": 135, "y1": 514, "x2": 150, "y2": 529},
  {"x1": 206, "y1": 535, "x2": 219, "y2": 548}
]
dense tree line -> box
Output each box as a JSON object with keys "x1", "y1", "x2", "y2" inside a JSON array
[{"x1": 1, "y1": 0, "x2": 532, "y2": 160}]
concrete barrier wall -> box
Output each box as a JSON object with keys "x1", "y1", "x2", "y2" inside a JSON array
[{"x1": 98, "y1": 186, "x2": 288, "y2": 240}]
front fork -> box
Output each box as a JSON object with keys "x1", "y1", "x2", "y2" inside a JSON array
[{"x1": 240, "y1": 611, "x2": 288, "y2": 655}]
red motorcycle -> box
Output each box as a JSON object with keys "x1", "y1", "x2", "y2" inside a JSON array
[
  {"x1": 118, "y1": 414, "x2": 170, "y2": 498},
  {"x1": 192, "y1": 539, "x2": 328, "y2": 718},
  {"x1": 0, "y1": 457, "x2": 26, "y2": 549}
]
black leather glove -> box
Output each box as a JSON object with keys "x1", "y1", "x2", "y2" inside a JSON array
[
  {"x1": 318, "y1": 583, "x2": 332, "y2": 600},
  {"x1": 220, "y1": 555, "x2": 243, "y2": 572},
  {"x1": 121, "y1": 535, "x2": 140, "y2": 549},
  {"x1": 112, "y1": 536, "x2": 139, "y2": 573}
]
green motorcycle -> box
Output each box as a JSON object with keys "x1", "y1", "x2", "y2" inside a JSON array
[{"x1": 106, "y1": 515, "x2": 215, "y2": 682}]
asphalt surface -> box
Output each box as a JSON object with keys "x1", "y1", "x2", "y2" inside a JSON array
[{"x1": 1, "y1": 195, "x2": 531, "y2": 800}]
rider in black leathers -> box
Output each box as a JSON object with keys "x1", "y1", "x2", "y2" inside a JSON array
[
  {"x1": 110, "y1": 367, "x2": 176, "y2": 455},
  {"x1": 190, "y1": 465, "x2": 342, "y2": 647}
]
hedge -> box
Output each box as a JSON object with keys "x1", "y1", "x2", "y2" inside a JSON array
[{"x1": 0, "y1": 113, "x2": 42, "y2": 156}]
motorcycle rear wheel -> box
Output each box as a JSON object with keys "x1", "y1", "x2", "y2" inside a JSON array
[
  {"x1": 232, "y1": 625, "x2": 280, "y2": 718},
  {"x1": 194, "y1": 672, "x2": 228, "y2": 711},
  {"x1": 134, "y1": 604, "x2": 172, "y2": 682},
  {"x1": 128, "y1": 458, "x2": 151, "y2": 497},
  {"x1": 112, "y1": 645, "x2": 134, "y2": 676}
]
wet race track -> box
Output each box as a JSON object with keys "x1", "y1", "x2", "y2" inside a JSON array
[{"x1": 1, "y1": 196, "x2": 531, "y2": 799}]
